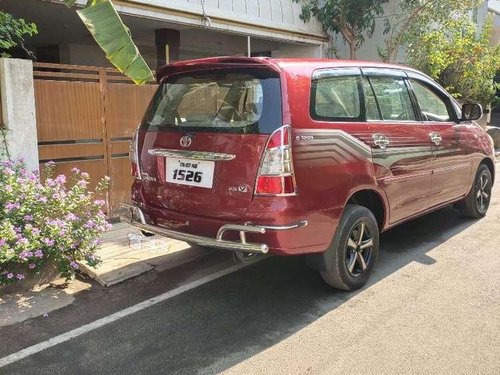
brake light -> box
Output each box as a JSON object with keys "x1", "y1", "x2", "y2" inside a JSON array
[
  {"x1": 255, "y1": 125, "x2": 297, "y2": 196},
  {"x1": 130, "y1": 128, "x2": 142, "y2": 180}
]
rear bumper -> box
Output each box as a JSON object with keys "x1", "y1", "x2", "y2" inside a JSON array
[{"x1": 118, "y1": 204, "x2": 308, "y2": 254}]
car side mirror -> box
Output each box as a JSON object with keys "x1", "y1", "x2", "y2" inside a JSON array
[{"x1": 461, "y1": 103, "x2": 483, "y2": 121}]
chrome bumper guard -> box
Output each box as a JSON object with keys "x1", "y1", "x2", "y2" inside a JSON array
[{"x1": 118, "y1": 204, "x2": 307, "y2": 254}]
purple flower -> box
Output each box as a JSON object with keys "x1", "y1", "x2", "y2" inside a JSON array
[
  {"x1": 65, "y1": 213, "x2": 78, "y2": 221},
  {"x1": 3, "y1": 168, "x2": 15, "y2": 175},
  {"x1": 48, "y1": 219, "x2": 66, "y2": 229},
  {"x1": 5, "y1": 202, "x2": 21, "y2": 211},
  {"x1": 34, "y1": 249, "x2": 44, "y2": 258},
  {"x1": 1, "y1": 160, "x2": 13, "y2": 168},
  {"x1": 6, "y1": 273, "x2": 13, "y2": 279},
  {"x1": 24, "y1": 214, "x2": 33, "y2": 222},
  {"x1": 46, "y1": 179, "x2": 56, "y2": 187},
  {"x1": 16, "y1": 273, "x2": 25, "y2": 280},
  {"x1": 17, "y1": 238, "x2": 29, "y2": 246},
  {"x1": 5, "y1": 185, "x2": 13, "y2": 192},
  {"x1": 29, "y1": 263, "x2": 36, "y2": 269},
  {"x1": 43, "y1": 238, "x2": 55, "y2": 247},
  {"x1": 31, "y1": 227, "x2": 41, "y2": 236},
  {"x1": 70, "y1": 261, "x2": 79, "y2": 270},
  {"x1": 81, "y1": 172, "x2": 89, "y2": 179},
  {"x1": 94, "y1": 200, "x2": 106, "y2": 207},
  {"x1": 77, "y1": 180, "x2": 89, "y2": 188},
  {"x1": 91, "y1": 239, "x2": 103, "y2": 246},
  {"x1": 37, "y1": 196, "x2": 48, "y2": 203},
  {"x1": 54, "y1": 175, "x2": 66, "y2": 184},
  {"x1": 84, "y1": 220, "x2": 96, "y2": 229},
  {"x1": 19, "y1": 251, "x2": 33, "y2": 260},
  {"x1": 0, "y1": 239, "x2": 5, "y2": 247},
  {"x1": 71, "y1": 167, "x2": 80, "y2": 174}
]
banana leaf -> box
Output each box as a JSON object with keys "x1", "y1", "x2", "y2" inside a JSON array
[{"x1": 63, "y1": 0, "x2": 154, "y2": 84}]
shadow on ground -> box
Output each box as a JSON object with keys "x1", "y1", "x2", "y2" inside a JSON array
[{"x1": 1, "y1": 205, "x2": 481, "y2": 375}]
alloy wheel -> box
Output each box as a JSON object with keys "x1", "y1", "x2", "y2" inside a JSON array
[
  {"x1": 476, "y1": 172, "x2": 491, "y2": 214},
  {"x1": 345, "y1": 221, "x2": 374, "y2": 277}
]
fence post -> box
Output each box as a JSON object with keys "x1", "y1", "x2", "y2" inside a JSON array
[
  {"x1": 99, "y1": 67, "x2": 113, "y2": 214},
  {"x1": 0, "y1": 58, "x2": 39, "y2": 171}
]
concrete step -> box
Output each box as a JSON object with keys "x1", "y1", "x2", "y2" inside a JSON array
[{"x1": 79, "y1": 223, "x2": 210, "y2": 287}]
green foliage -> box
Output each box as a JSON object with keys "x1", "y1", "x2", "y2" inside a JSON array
[
  {"x1": 407, "y1": 14, "x2": 500, "y2": 107},
  {"x1": 0, "y1": 11, "x2": 37, "y2": 58},
  {"x1": 63, "y1": 0, "x2": 154, "y2": 84},
  {"x1": 294, "y1": 0, "x2": 387, "y2": 59},
  {"x1": 0, "y1": 160, "x2": 111, "y2": 285},
  {"x1": 379, "y1": 0, "x2": 480, "y2": 63}
]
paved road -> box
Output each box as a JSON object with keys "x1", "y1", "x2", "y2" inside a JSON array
[{"x1": 2, "y1": 172, "x2": 499, "y2": 375}]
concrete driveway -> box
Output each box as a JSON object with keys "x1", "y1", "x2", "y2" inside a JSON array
[{"x1": 1, "y1": 164, "x2": 499, "y2": 375}]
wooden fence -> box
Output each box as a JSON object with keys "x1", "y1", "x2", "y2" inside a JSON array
[{"x1": 33, "y1": 62, "x2": 158, "y2": 215}]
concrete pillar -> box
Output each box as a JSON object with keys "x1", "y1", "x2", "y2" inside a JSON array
[
  {"x1": 155, "y1": 29, "x2": 180, "y2": 68},
  {"x1": 0, "y1": 58, "x2": 39, "y2": 171}
]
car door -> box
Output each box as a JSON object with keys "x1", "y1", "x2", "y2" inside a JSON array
[
  {"x1": 362, "y1": 69, "x2": 433, "y2": 224},
  {"x1": 407, "y1": 75, "x2": 473, "y2": 207}
]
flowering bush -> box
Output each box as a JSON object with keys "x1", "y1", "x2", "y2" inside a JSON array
[{"x1": 0, "y1": 160, "x2": 111, "y2": 286}]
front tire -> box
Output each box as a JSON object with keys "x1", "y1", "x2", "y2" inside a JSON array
[
  {"x1": 320, "y1": 204, "x2": 379, "y2": 291},
  {"x1": 457, "y1": 164, "x2": 492, "y2": 218}
]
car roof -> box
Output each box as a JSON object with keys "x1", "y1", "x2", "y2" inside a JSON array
[{"x1": 156, "y1": 56, "x2": 424, "y2": 82}]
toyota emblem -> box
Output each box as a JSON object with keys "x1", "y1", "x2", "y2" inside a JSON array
[{"x1": 180, "y1": 135, "x2": 192, "y2": 148}]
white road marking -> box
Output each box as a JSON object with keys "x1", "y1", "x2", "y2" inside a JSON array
[{"x1": 0, "y1": 260, "x2": 258, "y2": 369}]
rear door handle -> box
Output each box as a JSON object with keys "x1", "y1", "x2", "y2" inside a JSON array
[
  {"x1": 429, "y1": 132, "x2": 442, "y2": 146},
  {"x1": 372, "y1": 134, "x2": 390, "y2": 150}
]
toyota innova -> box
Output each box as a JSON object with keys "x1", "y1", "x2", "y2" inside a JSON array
[{"x1": 120, "y1": 57, "x2": 495, "y2": 290}]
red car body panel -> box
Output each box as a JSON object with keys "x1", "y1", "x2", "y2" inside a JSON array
[{"x1": 130, "y1": 57, "x2": 496, "y2": 256}]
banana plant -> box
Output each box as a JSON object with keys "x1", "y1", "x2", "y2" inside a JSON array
[{"x1": 63, "y1": 0, "x2": 154, "y2": 84}]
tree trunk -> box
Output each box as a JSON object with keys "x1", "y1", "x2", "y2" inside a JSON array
[{"x1": 349, "y1": 42, "x2": 357, "y2": 60}]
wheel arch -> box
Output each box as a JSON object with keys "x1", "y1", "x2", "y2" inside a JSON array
[
  {"x1": 481, "y1": 157, "x2": 495, "y2": 184},
  {"x1": 308, "y1": 188, "x2": 387, "y2": 272},
  {"x1": 345, "y1": 188, "x2": 388, "y2": 230}
]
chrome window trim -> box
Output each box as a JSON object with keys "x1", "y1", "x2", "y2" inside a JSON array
[{"x1": 148, "y1": 149, "x2": 236, "y2": 161}]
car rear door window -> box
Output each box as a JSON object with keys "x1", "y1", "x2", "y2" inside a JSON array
[
  {"x1": 368, "y1": 76, "x2": 416, "y2": 121},
  {"x1": 410, "y1": 80, "x2": 451, "y2": 121},
  {"x1": 311, "y1": 69, "x2": 362, "y2": 121}
]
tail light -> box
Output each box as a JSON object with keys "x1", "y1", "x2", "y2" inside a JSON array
[
  {"x1": 130, "y1": 128, "x2": 142, "y2": 180},
  {"x1": 255, "y1": 125, "x2": 297, "y2": 196}
]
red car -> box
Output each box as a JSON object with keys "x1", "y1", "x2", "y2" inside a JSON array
[{"x1": 121, "y1": 57, "x2": 495, "y2": 290}]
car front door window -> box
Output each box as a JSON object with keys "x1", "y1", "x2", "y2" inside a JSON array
[{"x1": 411, "y1": 80, "x2": 451, "y2": 122}]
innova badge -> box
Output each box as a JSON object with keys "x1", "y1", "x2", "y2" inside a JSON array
[{"x1": 180, "y1": 135, "x2": 192, "y2": 148}]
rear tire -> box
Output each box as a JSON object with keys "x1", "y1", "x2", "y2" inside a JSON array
[
  {"x1": 457, "y1": 164, "x2": 492, "y2": 219},
  {"x1": 320, "y1": 204, "x2": 379, "y2": 291}
]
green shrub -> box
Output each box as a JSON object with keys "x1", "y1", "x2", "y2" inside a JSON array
[
  {"x1": 407, "y1": 15, "x2": 500, "y2": 108},
  {"x1": 0, "y1": 160, "x2": 111, "y2": 285}
]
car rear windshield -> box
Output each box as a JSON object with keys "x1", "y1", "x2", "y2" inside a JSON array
[{"x1": 142, "y1": 68, "x2": 282, "y2": 134}]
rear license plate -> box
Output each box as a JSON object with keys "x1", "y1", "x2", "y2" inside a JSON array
[{"x1": 165, "y1": 157, "x2": 215, "y2": 189}]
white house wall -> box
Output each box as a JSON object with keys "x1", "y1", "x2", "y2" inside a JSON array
[{"x1": 69, "y1": 0, "x2": 326, "y2": 45}]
